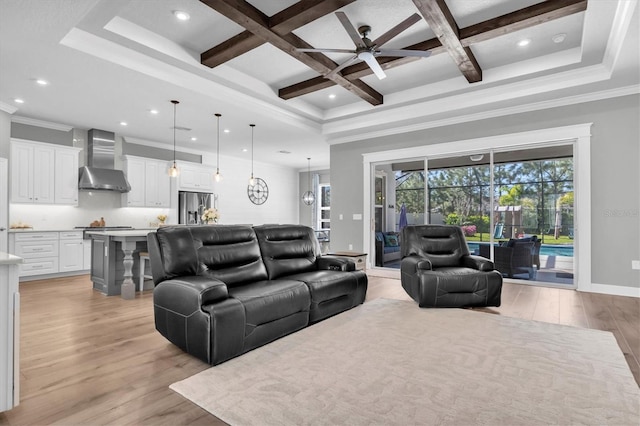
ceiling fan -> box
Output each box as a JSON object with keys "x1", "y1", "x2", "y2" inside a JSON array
[{"x1": 297, "y1": 12, "x2": 431, "y2": 80}]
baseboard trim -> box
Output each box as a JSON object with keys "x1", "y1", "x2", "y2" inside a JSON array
[{"x1": 582, "y1": 282, "x2": 640, "y2": 298}]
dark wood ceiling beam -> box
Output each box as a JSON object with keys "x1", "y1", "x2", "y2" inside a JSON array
[
  {"x1": 459, "y1": 0, "x2": 588, "y2": 46},
  {"x1": 278, "y1": 0, "x2": 587, "y2": 100},
  {"x1": 412, "y1": 0, "x2": 482, "y2": 83},
  {"x1": 200, "y1": 0, "x2": 383, "y2": 105},
  {"x1": 201, "y1": 0, "x2": 356, "y2": 68}
]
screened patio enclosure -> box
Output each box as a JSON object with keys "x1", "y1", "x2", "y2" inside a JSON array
[{"x1": 373, "y1": 145, "x2": 575, "y2": 287}]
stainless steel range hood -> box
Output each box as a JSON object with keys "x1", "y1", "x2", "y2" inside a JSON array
[{"x1": 78, "y1": 129, "x2": 131, "y2": 192}]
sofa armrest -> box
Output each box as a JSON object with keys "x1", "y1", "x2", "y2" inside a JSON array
[
  {"x1": 154, "y1": 275, "x2": 228, "y2": 316},
  {"x1": 317, "y1": 256, "x2": 356, "y2": 272},
  {"x1": 462, "y1": 255, "x2": 495, "y2": 271}
]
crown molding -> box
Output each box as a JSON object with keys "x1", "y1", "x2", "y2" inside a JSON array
[
  {"x1": 11, "y1": 115, "x2": 73, "y2": 132},
  {"x1": 327, "y1": 84, "x2": 638, "y2": 145},
  {"x1": 0, "y1": 101, "x2": 18, "y2": 114}
]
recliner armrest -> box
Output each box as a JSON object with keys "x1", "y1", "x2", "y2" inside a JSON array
[
  {"x1": 154, "y1": 275, "x2": 229, "y2": 316},
  {"x1": 401, "y1": 255, "x2": 433, "y2": 274},
  {"x1": 463, "y1": 255, "x2": 495, "y2": 271},
  {"x1": 317, "y1": 256, "x2": 356, "y2": 272}
]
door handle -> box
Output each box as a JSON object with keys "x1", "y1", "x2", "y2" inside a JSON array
[{"x1": 0, "y1": 227, "x2": 6, "y2": 231}]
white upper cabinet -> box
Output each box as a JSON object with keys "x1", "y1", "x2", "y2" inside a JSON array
[
  {"x1": 122, "y1": 156, "x2": 145, "y2": 207},
  {"x1": 178, "y1": 162, "x2": 214, "y2": 192},
  {"x1": 10, "y1": 140, "x2": 80, "y2": 205},
  {"x1": 145, "y1": 159, "x2": 171, "y2": 207},
  {"x1": 122, "y1": 156, "x2": 171, "y2": 208},
  {"x1": 54, "y1": 148, "x2": 79, "y2": 205}
]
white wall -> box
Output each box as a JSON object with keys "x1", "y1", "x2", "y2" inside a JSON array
[{"x1": 203, "y1": 153, "x2": 299, "y2": 226}]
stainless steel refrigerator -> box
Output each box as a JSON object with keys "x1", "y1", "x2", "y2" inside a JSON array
[{"x1": 178, "y1": 191, "x2": 213, "y2": 225}]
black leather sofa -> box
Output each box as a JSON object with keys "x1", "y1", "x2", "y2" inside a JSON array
[{"x1": 147, "y1": 224, "x2": 367, "y2": 365}]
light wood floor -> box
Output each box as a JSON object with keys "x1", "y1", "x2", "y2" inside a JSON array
[{"x1": 1, "y1": 275, "x2": 638, "y2": 425}]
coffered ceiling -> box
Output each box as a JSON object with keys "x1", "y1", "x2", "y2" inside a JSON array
[{"x1": 0, "y1": 0, "x2": 637, "y2": 169}]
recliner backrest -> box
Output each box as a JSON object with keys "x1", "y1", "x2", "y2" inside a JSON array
[
  {"x1": 190, "y1": 225, "x2": 268, "y2": 287},
  {"x1": 148, "y1": 225, "x2": 268, "y2": 287},
  {"x1": 254, "y1": 224, "x2": 321, "y2": 279},
  {"x1": 149, "y1": 226, "x2": 200, "y2": 284},
  {"x1": 401, "y1": 225, "x2": 470, "y2": 267}
]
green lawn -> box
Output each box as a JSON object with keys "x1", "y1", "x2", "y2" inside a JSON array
[{"x1": 465, "y1": 233, "x2": 574, "y2": 245}]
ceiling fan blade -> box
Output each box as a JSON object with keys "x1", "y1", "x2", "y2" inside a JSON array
[
  {"x1": 376, "y1": 49, "x2": 432, "y2": 58},
  {"x1": 325, "y1": 54, "x2": 359, "y2": 79},
  {"x1": 335, "y1": 11, "x2": 365, "y2": 49},
  {"x1": 362, "y1": 54, "x2": 386, "y2": 80},
  {"x1": 371, "y1": 13, "x2": 422, "y2": 48},
  {"x1": 297, "y1": 48, "x2": 356, "y2": 54}
]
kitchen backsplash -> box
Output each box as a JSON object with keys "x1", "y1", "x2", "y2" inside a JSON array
[{"x1": 10, "y1": 191, "x2": 174, "y2": 230}]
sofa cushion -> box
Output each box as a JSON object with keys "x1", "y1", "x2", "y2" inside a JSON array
[
  {"x1": 190, "y1": 225, "x2": 268, "y2": 286},
  {"x1": 254, "y1": 225, "x2": 321, "y2": 279},
  {"x1": 284, "y1": 270, "x2": 357, "y2": 303},
  {"x1": 227, "y1": 279, "x2": 310, "y2": 329}
]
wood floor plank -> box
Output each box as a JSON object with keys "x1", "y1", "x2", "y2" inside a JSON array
[{"x1": 1, "y1": 273, "x2": 638, "y2": 425}]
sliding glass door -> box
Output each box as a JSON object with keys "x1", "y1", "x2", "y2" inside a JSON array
[{"x1": 370, "y1": 145, "x2": 575, "y2": 288}]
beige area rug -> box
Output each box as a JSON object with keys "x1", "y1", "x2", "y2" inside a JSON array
[{"x1": 170, "y1": 298, "x2": 640, "y2": 425}]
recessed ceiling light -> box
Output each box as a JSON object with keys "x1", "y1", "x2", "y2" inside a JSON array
[
  {"x1": 120, "y1": 121, "x2": 128, "y2": 126},
  {"x1": 36, "y1": 79, "x2": 48, "y2": 86},
  {"x1": 191, "y1": 137, "x2": 197, "y2": 141},
  {"x1": 328, "y1": 94, "x2": 336, "y2": 99},
  {"x1": 517, "y1": 39, "x2": 531, "y2": 47},
  {"x1": 224, "y1": 129, "x2": 230, "y2": 133},
  {"x1": 14, "y1": 98, "x2": 24, "y2": 104},
  {"x1": 242, "y1": 148, "x2": 248, "y2": 152},
  {"x1": 552, "y1": 33, "x2": 567, "y2": 44},
  {"x1": 149, "y1": 109, "x2": 159, "y2": 114},
  {"x1": 173, "y1": 10, "x2": 190, "y2": 21}
]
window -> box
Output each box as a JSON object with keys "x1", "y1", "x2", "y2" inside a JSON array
[{"x1": 317, "y1": 184, "x2": 330, "y2": 230}]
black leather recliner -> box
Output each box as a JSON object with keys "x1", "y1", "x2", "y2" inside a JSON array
[
  {"x1": 147, "y1": 224, "x2": 367, "y2": 365},
  {"x1": 400, "y1": 225, "x2": 502, "y2": 308}
]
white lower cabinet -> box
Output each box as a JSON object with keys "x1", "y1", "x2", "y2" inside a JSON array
[
  {"x1": 9, "y1": 231, "x2": 89, "y2": 278},
  {"x1": 10, "y1": 232, "x2": 59, "y2": 277},
  {"x1": 59, "y1": 231, "x2": 84, "y2": 273}
]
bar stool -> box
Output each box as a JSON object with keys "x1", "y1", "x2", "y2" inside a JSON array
[{"x1": 138, "y1": 252, "x2": 153, "y2": 292}]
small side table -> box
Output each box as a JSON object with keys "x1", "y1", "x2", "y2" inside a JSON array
[{"x1": 327, "y1": 251, "x2": 367, "y2": 271}]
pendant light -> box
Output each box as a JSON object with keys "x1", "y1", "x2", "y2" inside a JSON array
[
  {"x1": 302, "y1": 157, "x2": 315, "y2": 205},
  {"x1": 168, "y1": 100, "x2": 180, "y2": 177},
  {"x1": 214, "y1": 113, "x2": 222, "y2": 182},
  {"x1": 248, "y1": 124, "x2": 256, "y2": 186}
]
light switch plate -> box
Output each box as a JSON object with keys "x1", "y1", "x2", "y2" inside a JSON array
[
  {"x1": 632, "y1": 260, "x2": 640, "y2": 270},
  {"x1": 352, "y1": 213, "x2": 362, "y2": 220}
]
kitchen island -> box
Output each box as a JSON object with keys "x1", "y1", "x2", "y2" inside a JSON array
[
  {"x1": 1, "y1": 252, "x2": 22, "y2": 412},
  {"x1": 86, "y1": 230, "x2": 152, "y2": 298}
]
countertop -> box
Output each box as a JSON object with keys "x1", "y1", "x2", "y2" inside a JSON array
[
  {"x1": 0, "y1": 252, "x2": 23, "y2": 265},
  {"x1": 9, "y1": 227, "x2": 158, "y2": 233},
  {"x1": 84, "y1": 230, "x2": 154, "y2": 237}
]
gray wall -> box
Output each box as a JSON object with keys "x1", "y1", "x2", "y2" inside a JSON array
[
  {"x1": 11, "y1": 122, "x2": 72, "y2": 146},
  {"x1": 0, "y1": 111, "x2": 11, "y2": 158},
  {"x1": 330, "y1": 94, "x2": 640, "y2": 289}
]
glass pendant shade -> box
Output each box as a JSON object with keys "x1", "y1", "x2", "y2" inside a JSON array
[
  {"x1": 168, "y1": 100, "x2": 180, "y2": 177},
  {"x1": 302, "y1": 157, "x2": 315, "y2": 205}
]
